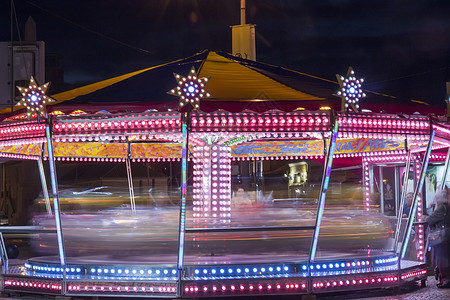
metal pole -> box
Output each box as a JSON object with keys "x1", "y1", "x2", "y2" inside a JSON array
[
  {"x1": 259, "y1": 160, "x2": 264, "y2": 199},
  {"x1": 45, "y1": 122, "x2": 66, "y2": 293},
  {"x1": 10, "y1": 0, "x2": 14, "y2": 113},
  {"x1": 440, "y1": 147, "x2": 450, "y2": 190},
  {"x1": 37, "y1": 156, "x2": 52, "y2": 216},
  {"x1": 400, "y1": 130, "x2": 435, "y2": 260},
  {"x1": 379, "y1": 166, "x2": 384, "y2": 214},
  {"x1": 254, "y1": 161, "x2": 258, "y2": 202},
  {"x1": 240, "y1": 0, "x2": 246, "y2": 25},
  {"x1": 393, "y1": 150, "x2": 412, "y2": 253},
  {"x1": 394, "y1": 166, "x2": 400, "y2": 213},
  {"x1": 0, "y1": 232, "x2": 8, "y2": 274},
  {"x1": 308, "y1": 121, "x2": 338, "y2": 263},
  {"x1": 1, "y1": 164, "x2": 6, "y2": 214},
  {"x1": 177, "y1": 113, "x2": 189, "y2": 297},
  {"x1": 369, "y1": 165, "x2": 374, "y2": 195},
  {"x1": 125, "y1": 158, "x2": 136, "y2": 214}
]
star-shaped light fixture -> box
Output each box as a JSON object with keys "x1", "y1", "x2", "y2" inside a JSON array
[
  {"x1": 335, "y1": 67, "x2": 366, "y2": 112},
  {"x1": 17, "y1": 76, "x2": 54, "y2": 118},
  {"x1": 168, "y1": 67, "x2": 210, "y2": 111}
]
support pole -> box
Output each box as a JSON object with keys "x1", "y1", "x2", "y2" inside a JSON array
[
  {"x1": 240, "y1": 0, "x2": 246, "y2": 25},
  {"x1": 308, "y1": 121, "x2": 338, "y2": 263},
  {"x1": 37, "y1": 156, "x2": 52, "y2": 216},
  {"x1": 440, "y1": 146, "x2": 450, "y2": 190},
  {"x1": 393, "y1": 150, "x2": 412, "y2": 253},
  {"x1": 1, "y1": 164, "x2": 6, "y2": 214},
  {"x1": 400, "y1": 130, "x2": 435, "y2": 260},
  {"x1": 258, "y1": 160, "x2": 263, "y2": 202},
  {"x1": 0, "y1": 232, "x2": 8, "y2": 274},
  {"x1": 45, "y1": 122, "x2": 66, "y2": 292},
  {"x1": 10, "y1": 0, "x2": 14, "y2": 113},
  {"x1": 394, "y1": 166, "x2": 400, "y2": 213},
  {"x1": 369, "y1": 165, "x2": 374, "y2": 195},
  {"x1": 125, "y1": 157, "x2": 136, "y2": 214},
  {"x1": 379, "y1": 166, "x2": 384, "y2": 213},
  {"x1": 177, "y1": 113, "x2": 189, "y2": 297}
]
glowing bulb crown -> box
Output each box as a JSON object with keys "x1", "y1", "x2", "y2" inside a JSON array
[
  {"x1": 168, "y1": 66, "x2": 211, "y2": 111},
  {"x1": 334, "y1": 67, "x2": 366, "y2": 112},
  {"x1": 16, "y1": 76, "x2": 54, "y2": 118}
]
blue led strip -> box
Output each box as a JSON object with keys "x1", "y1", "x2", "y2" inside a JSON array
[
  {"x1": 401, "y1": 130, "x2": 435, "y2": 259},
  {"x1": 187, "y1": 256, "x2": 398, "y2": 280},
  {"x1": 45, "y1": 124, "x2": 66, "y2": 268},
  {"x1": 374, "y1": 257, "x2": 398, "y2": 265},
  {"x1": 87, "y1": 266, "x2": 178, "y2": 278},
  {"x1": 177, "y1": 118, "x2": 188, "y2": 271},
  {"x1": 23, "y1": 254, "x2": 398, "y2": 281},
  {"x1": 25, "y1": 262, "x2": 82, "y2": 275},
  {"x1": 309, "y1": 121, "x2": 338, "y2": 263},
  {"x1": 190, "y1": 264, "x2": 295, "y2": 279},
  {"x1": 24, "y1": 261, "x2": 179, "y2": 279}
]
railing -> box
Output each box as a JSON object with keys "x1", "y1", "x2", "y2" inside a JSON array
[{"x1": 0, "y1": 226, "x2": 57, "y2": 273}]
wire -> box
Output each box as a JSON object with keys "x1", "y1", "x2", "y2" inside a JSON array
[
  {"x1": 366, "y1": 66, "x2": 449, "y2": 85},
  {"x1": 25, "y1": 1, "x2": 154, "y2": 55}
]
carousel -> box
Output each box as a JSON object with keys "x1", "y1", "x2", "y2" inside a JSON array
[{"x1": 0, "y1": 50, "x2": 447, "y2": 298}]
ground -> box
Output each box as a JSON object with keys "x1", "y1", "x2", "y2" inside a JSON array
[{"x1": 317, "y1": 276, "x2": 450, "y2": 300}]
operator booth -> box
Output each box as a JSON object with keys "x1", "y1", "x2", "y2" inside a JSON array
[{"x1": 0, "y1": 51, "x2": 447, "y2": 298}]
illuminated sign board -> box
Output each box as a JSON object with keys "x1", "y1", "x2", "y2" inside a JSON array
[
  {"x1": 333, "y1": 138, "x2": 404, "y2": 154},
  {"x1": 0, "y1": 138, "x2": 404, "y2": 158},
  {"x1": 231, "y1": 140, "x2": 324, "y2": 157}
]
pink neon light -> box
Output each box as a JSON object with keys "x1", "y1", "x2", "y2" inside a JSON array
[
  {"x1": 184, "y1": 282, "x2": 306, "y2": 294},
  {"x1": 313, "y1": 276, "x2": 399, "y2": 289}
]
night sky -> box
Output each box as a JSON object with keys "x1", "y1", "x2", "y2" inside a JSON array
[{"x1": 0, "y1": 0, "x2": 449, "y2": 107}]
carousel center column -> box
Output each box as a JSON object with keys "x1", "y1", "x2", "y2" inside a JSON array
[{"x1": 193, "y1": 142, "x2": 232, "y2": 225}]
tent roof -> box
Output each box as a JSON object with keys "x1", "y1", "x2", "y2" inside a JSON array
[
  {"x1": 1, "y1": 50, "x2": 445, "y2": 118},
  {"x1": 198, "y1": 51, "x2": 322, "y2": 101}
]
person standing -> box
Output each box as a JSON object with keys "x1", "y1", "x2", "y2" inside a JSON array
[
  {"x1": 403, "y1": 192, "x2": 414, "y2": 217},
  {"x1": 426, "y1": 187, "x2": 450, "y2": 288}
]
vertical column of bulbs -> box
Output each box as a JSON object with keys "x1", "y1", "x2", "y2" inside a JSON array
[
  {"x1": 414, "y1": 156, "x2": 425, "y2": 262},
  {"x1": 362, "y1": 159, "x2": 371, "y2": 212},
  {"x1": 192, "y1": 145, "x2": 211, "y2": 222},
  {"x1": 192, "y1": 144, "x2": 231, "y2": 224},
  {"x1": 211, "y1": 145, "x2": 231, "y2": 224},
  {"x1": 190, "y1": 145, "x2": 207, "y2": 250}
]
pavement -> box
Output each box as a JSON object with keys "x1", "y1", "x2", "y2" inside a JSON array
[{"x1": 316, "y1": 275, "x2": 450, "y2": 300}]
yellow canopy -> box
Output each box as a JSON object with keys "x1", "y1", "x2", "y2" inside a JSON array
[{"x1": 198, "y1": 52, "x2": 323, "y2": 101}]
